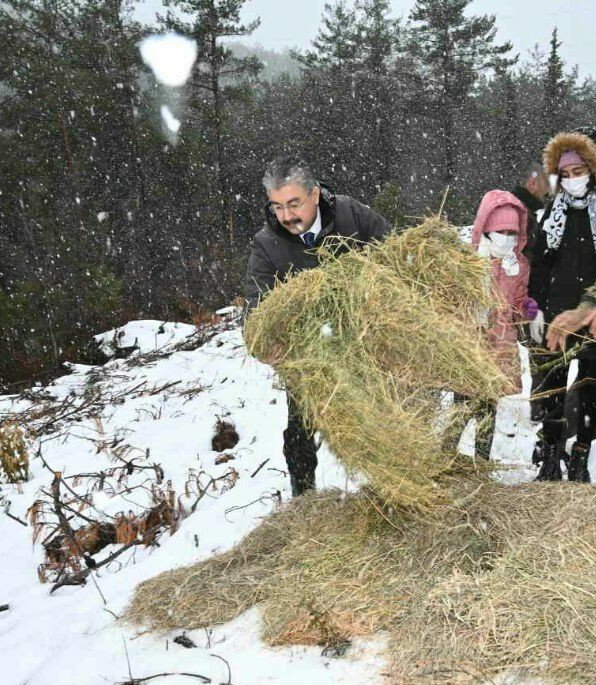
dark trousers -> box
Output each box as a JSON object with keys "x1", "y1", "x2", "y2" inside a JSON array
[
  {"x1": 576, "y1": 356, "x2": 596, "y2": 446},
  {"x1": 283, "y1": 393, "x2": 318, "y2": 490},
  {"x1": 532, "y1": 354, "x2": 596, "y2": 445}
]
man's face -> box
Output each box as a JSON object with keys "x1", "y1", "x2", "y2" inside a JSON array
[
  {"x1": 268, "y1": 183, "x2": 320, "y2": 235},
  {"x1": 527, "y1": 172, "x2": 549, "y2": 201}
]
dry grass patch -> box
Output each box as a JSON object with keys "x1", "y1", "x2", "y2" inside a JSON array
[
  {"x1": 127, "y1": 483, "x2": 596, "y2": 685},
  {"x1": 0, "y1": 421, "x2": 29, "y2": 483}
]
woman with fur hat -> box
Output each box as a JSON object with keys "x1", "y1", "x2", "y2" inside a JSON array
[{"x1": 529, "y1": 128, "x2": 596, "y2": 482}]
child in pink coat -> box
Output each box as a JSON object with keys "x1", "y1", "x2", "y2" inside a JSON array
[{"x1": 472, "y1": 189, "x2": 538, "y2": 382}]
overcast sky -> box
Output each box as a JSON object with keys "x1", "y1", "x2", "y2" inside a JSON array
[{"x1": 136, "y1": 0, "x2": 596, "y2": 79}]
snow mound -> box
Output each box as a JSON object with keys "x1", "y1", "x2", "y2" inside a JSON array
[{"x1": 93, "y1": 319, "x2": 197, "y2": 358}]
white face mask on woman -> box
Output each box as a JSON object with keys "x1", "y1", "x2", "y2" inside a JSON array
[
  {"x1": 561, "y1": 175, "x2": 590, "y2": 198},
  {"x1": 486, "y1": 232, "x2": 517, "y2": 259}
]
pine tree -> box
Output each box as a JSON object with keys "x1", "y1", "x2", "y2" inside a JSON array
[
  {"x1": 294, "y1": 0, "x2": 360, "y2": 71},
  {"x1": 542, "y1": 28, "x2": 569, "y2": 137},
  {"x1": 355, "y1": 0, "x2": 398, "y2": 75},
  {"x1": 351, "y1": 0, "x2": 401, "y2": 188},
  {"x1": 162, "y1": 0, "x2": 262, "y2": 238},
  {"x1": 0, "y1": 0, "x2": 142, "y2": 383},
  {"x1": 493, "y1": 65, "x2": 520, "y2": 184},
  {"x1": 406, "y1": 0, "x2": 516, "y2": 186}
]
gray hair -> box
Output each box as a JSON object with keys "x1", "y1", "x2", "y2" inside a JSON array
[
  {"x1": 519, "y1": 161, "x2": 546, "y2": 186},
  {"x1": 262, "y1": 157, "x2": 318, "y2": 193}
]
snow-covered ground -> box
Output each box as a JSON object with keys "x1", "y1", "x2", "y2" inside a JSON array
[
  {"x1": 0, "y1": 316, "x2": 383, "y2": 685},
  {"x1": 0, "y1": 316, "x2": 581, "y2": 685}
]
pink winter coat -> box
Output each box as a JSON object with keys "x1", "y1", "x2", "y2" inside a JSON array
[{"x1": 472, "y1": 190, "x2": 529, "y2": 379}]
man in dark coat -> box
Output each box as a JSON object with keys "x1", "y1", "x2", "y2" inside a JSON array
[
  {"x1": 511, "y1": 162, "x2": 549, "y2": 259},
  {"x1": 245, "y1": 157, "x2": 391, "y2": 496},
  {"x1": 529, "y1": 128, "x2": 596, "y2": 482}
]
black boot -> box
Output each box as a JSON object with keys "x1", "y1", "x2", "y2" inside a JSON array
[
  {"x1": 568, "y1": 442, "x2": 591, "y2": 483},
  {"x1": 290, "y1": 471, "x2": 316, "y2": 497},
  {"x1": 536, "y1": 442, "x2": 563, "y2": 481},
  {"x1": 531, "y1": 439, "x2": 542, "y2": 466}
]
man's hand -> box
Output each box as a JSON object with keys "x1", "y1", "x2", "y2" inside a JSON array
[{"x1": 546, "y1": 306, "x2": 596, "y2": 351}]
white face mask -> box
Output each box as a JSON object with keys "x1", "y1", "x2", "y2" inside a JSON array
[
  {"x1": 487, "y1": 232, "x2": 517, "y2": 258},
  {"x1": 561, "y1": 175, "x2": 590, "y2": 198}
]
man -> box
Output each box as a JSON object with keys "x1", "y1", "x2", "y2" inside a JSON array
[
  {"x1": 245, "y1": 157, "x2": 391, "y2": 496},
  {"x1": 513, "y1": 163, "x2": 558, "y2": 451},
  {"x1": 511, "y1": 161, "x2": 550, "y2": 258}
]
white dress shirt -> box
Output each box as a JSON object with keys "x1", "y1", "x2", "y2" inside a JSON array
[{"x1": 301, "y1": 208, "x2": 322, "y2": 244}]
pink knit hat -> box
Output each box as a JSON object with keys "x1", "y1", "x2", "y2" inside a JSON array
[
  {"x1": 472, "y1": 189, "x2": 528, "y2": 250},
  {"x1": 558, "y1": 149, "x2": 585, "y2": 171},
  {"x1": 484, "y1": 205, "x2": 522, "y2": 234}
]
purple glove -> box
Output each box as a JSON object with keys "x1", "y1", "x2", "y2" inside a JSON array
[{"x1": 523, "y1": 296, "x2": 539, "y2": 321}]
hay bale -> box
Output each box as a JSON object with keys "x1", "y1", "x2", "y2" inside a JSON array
[
  {"x1": 244, "y1": 218, "x2": 513, "y2": 511},
  {"x1": 127, "y1": 484, "x2": 596, "y2": 684}
]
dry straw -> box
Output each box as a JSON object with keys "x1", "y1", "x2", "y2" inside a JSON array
[
  {"x1": 244, "y1": 218, "x2": 513, "y2": 511},
  {"x1": 127, "y1": 484, "x2": 596, "y2": 684},
  {"x1": 126, "y1": 220, "x2": 587, "y2": 682},
  {"x1": 0, "y1": 421, "x2": 29, "y2": 483}
]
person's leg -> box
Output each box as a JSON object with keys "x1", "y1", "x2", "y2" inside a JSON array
[
  {"x1": 568, "y1": 357, "x2": 596, "y2": 482},
  {"x1": 529, "y1": 350, "x2": 549, "y2": 465},
  {"x1": 533, "y1": 362, "x2": 569, "y2": 480},
  {"x1": 283, "y1": 393, "x2": 318, "y2": 496}
]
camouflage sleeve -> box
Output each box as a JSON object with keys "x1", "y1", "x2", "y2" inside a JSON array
[{"x1": 581, "y1": 283, "x2": 596, "y2": 308}]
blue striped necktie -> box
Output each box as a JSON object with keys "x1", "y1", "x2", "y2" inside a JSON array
[{"x1": 303, "y1": 231, "x2": 316, "y2": 248}]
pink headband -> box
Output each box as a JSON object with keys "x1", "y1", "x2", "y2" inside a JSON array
[{"x1": 558, "y1": 150, "x2": 585, "y2": 171}]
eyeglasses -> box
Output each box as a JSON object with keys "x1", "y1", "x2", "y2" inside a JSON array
[{"x1": 269, "y1": 190, "x2": 314, "y2": 215}]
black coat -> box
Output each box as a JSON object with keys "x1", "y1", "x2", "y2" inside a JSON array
[
  {"x1": 511, "y1": 185, "x2": 544, "y2": 258},
  {"x1": 245, "y1": 188, "x2": 391, "y2": 308},
  {"x1": 529, "y1": 203, "x2": 596, "y2": 324}
]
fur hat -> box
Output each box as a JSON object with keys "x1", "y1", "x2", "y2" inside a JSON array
[{"x1": 544, "y1": 131, "x2": 596, "y2": 175}]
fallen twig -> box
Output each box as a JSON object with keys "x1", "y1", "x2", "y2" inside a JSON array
[
  {"x1": 118, "y1": 672, "x2": 211, "y2": 684},
  {"x1": 4, "y1": 509, "x2": 28, "y2": 527},
  {"x1": 50, "y1": 536, "x2": 142, "y2": 594},
  {"x1": 250, "y1": 458, "x2": 269, "y2": 478},
  {"x1": 210, "y1": 653, "x2": 232, "y2": 685},
  {"x1": 224, "y1": 494, "x2": 278, "y2": 519}
]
